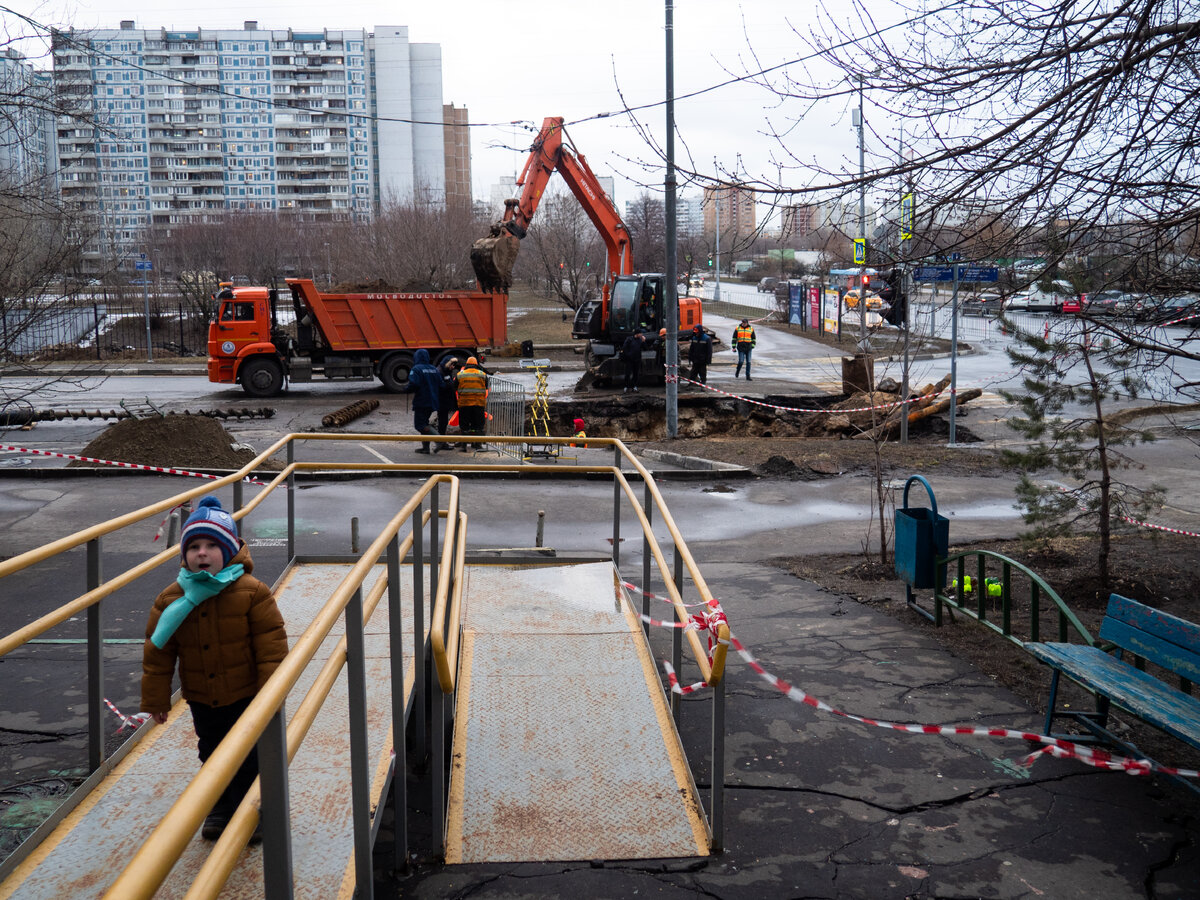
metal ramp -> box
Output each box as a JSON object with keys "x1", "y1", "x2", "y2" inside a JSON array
[
  {"x1": 445, "y1": 561, "x2": 709, "y2": 863},
  {"x1": 0, "y1": 561, "x2": 413, "y2": 900}
]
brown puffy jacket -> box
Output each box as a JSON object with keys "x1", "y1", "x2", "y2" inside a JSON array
[{"x1": 140, "y1": 542, "x2": 288, "y2": 714}]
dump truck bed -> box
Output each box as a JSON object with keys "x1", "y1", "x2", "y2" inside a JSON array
[{"x1": 289, "y1": 279, "x2": 507, "y2": 352}]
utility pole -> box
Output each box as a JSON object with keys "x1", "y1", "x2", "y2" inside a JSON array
[
  {"x1": 664, "y1": 0, "x2": 678, "y2": 438},
  {"x1": 713, "y1": 193, "x2": 721, "y2": 303},
  {"x1": 856, "y1": 75, "x2": 867, "y2": 353},
  {"x1": 899, "y1": 122, "x2": 910, "y2": 445}
]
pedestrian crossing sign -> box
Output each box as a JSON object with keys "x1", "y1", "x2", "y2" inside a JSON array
[{"x1": 853, "y1": 239, "x2": 866, "y2": 265}]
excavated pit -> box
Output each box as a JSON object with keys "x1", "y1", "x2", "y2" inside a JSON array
[{"x1": 542, "y1": 394, "x2": 979, "y2": 444}]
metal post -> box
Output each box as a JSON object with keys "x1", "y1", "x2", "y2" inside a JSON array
[
  {"x1": 233, "y1": 481, "x2": 244, "y2": 529},
  {"x1": 259, "y1": 706, "x2": 294, "y2": 900},
  {"x1": 411, "y1": 505, "x2": 427, "y2": 765},
  {"x1": 143, "y1": 278, "x2": 152, "y2": 362},
  {"x1": 386, "y1": 535, "x2": 408, "y2": 870},
  {"x1": 950, "y1": 260, "x2": 960, "y2": 445},
  {"x1": 345, "y1": 587, "x2": 373, "y2": 899},
  {"x1": 710, "y1": 677, "x2": 725, "y2": 851},
  {"x1": 612, "y1": 446, "x2": 622, "y2": 569},
  {"x1": 86, "y1": 538, "x2": 103, "y2": 771},
  {"x1": 433, "y1": 691, "x2": 446, "y2": 856},
  {"x1": 286, "y1": 442, "x2": 295, "y2": 560},
  {"x1": 670, "y1": 547, "x2": 683, "y2": 724},
  {"x1": 713, "y1": 197, "x2": 721, "y2": 303},
  {"x1": 430, "y1": 483, "x2": 440, "y2": 600},
  {"x1": 664, "y1": 0, "x2": 678, "y2": 439},
  {"x1": 351, "y1": 516, "x2": 360, "y2": 555},
  {"x1": 641, "y1": 481, "x2": 653, "y2": 638}
]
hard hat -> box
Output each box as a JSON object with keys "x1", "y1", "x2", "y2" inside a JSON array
[
  {"x1": 466, "y1": 356, "x2": 478, "y2": 365},
  {"x1": 659, "y1": 328, "x2": 667, "y2": 337}
]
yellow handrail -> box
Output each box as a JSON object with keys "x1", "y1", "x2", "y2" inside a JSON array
[{"x1": 430, "y1": 510, "x2": 469, "y2": 693}]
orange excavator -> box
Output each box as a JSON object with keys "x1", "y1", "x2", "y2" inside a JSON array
[{"x1": 470, "y1": 116, "x2": 702, "y2": 383}]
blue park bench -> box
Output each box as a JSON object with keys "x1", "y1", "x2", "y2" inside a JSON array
[{"x1": 1026, "y1": 593, "x2": 1200, "y2": 794}]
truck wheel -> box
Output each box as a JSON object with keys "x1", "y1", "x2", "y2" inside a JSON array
[
  {"x1": 239, "y1": 357, "x2": 284, "y2": 397},
  {"x1": 379, "y1": 353, "x2": 414, "y2": 392}
]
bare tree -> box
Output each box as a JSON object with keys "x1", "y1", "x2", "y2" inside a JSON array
[
  {"x1": 518, "y1": 189, "x2": 606, "y2": 310},
  {"x1": 624, "y1": 191, "x2": 665, "y2": 273}
]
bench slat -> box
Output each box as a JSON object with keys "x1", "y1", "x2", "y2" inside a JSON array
[
  {"x1": 1026, "y1": 642, "x2": 1200, "y2": 749},
  {"x1": 1099, "y1": 595, "x2": 1200, "y2": 685}
]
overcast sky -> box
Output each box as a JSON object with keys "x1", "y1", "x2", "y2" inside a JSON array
[{"x1": 22, "y1": 0, "x2": 890, "y2": 217}]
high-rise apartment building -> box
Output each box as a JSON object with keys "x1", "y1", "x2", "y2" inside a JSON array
[
  {"x1": 443, "y1": 102, "x2": 471, "y2": 207},
  {"x1": 702, "y1": 184, "x2": 756, "y2": 244},
  {"x1": 0, "y1": 49, "x2": 57, "y2": 186},
  {"x1": 50, "y1": 21, "x2": 450, "y2": 267}
]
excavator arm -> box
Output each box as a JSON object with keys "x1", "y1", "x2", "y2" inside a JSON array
[{"x1": 470, "y1": 116, "x2": 633, "y2": 296}]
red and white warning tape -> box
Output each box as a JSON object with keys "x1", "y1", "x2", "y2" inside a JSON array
[
  {"x1": 1, "y1": 444, "x2": 267, "y2": 485},
  {"x1": 621, "y1": 580, "x2": 1200, "y2": 781},
  {"x1": 104, "y1": 698, "x2": 152, "y2": 733}
]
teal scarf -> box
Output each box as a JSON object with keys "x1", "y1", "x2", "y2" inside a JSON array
[{"x1": 150, "y1": 564, "x2": 245, "y2": 649}]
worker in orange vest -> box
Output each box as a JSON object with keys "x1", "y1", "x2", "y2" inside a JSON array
[
  {"x1": 455, "y1": 356, "x2": 489, "y2": 451},
  {"x1": 733, "y1": 318, "x2": 756, "y2": 381}
]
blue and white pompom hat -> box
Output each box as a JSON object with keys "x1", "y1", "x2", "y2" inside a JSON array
[{"x1": 180, "y1": 497, "x2": 240, "y2": 567}]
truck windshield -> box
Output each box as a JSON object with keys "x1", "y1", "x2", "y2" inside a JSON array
[{"x1": 610, "y1": 279, "x2": 639, "y2": 333}]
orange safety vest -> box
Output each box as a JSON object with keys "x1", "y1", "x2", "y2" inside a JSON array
[
  {"x1": 734, "y1": 324, "x2": 755, "y2": 346},
  {"x1": 455, "y1": 366, "x2": 488, "y2": 406},
  {"x1": 570, "y1": 429, "x2": 587, "y2": 448}
]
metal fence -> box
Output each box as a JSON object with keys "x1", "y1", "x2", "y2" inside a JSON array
[
  {"x1": 485, "y1": 375, "x2": 526, "y2": 459},
  {"x1": 1, "y1": 298, "x2": 209, "y2": 361}
]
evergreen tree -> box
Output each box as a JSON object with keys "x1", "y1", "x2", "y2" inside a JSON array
[{"x1": 1000, "y1": 319, "x2": 1164, "y2": 590}]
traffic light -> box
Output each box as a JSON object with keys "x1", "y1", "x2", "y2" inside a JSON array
[
  {"x1": 707, "y1": 254, "x2": 713, "y2": 267},
  {"x1": 559, "y1": 261, "x2": 564, "y2": 269},
  {"x1": 862, "y1": 274, "x2": 870, "y2": 290}
]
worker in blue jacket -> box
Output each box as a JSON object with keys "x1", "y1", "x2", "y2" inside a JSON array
[{"x1": 406, "y1": 349, "x2": 441, "y2": 453}]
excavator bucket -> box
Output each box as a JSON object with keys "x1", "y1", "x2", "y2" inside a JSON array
[{"x1": 470, "y1": 228, "x2": 521, "y2": 293}]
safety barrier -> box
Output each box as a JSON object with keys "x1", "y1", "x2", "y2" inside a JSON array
[
  {"x1": 905, "y1": 548, "x2": 1095, "y2": 648},
  {"x1": 483, "y1": 375, "x2": 525, "y2": 459},
  {"x1": 0, "y1": 432, "x2": 728, "y2": 893}
]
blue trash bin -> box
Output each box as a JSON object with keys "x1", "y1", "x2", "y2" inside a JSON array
[{"x1": 894, "y1": 475, "x2": 949, "y2": 590}]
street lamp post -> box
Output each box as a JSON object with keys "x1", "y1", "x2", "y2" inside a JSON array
[{"x1": 856, "y1": 75, "x2": 868, "y2": 353}]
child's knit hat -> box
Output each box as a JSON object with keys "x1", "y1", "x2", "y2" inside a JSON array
[{"x1": 181, "y1": 497, "x2": 240, "y2": 566}]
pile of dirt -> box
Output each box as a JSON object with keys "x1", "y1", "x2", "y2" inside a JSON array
[{"x1": 70, "y1": 414, "x2": 274, "y2": 471}]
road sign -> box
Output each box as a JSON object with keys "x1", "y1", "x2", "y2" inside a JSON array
[
  {"x1": 913, "y1": 266, "x2": 953, "y2": 281},
  {"x1": 960, "y1": 266, "x2": 999, "y2": 282},
  {"x1": 853, "y1": 239, "x2": 866, "y2": 265},
  {"x1": 900, "y1": 193, "x2": 914, "y2": 240},
  {"x1": 134, "y1": 260, "x2": 153, "y2": 271},
  {"x1": 912, "y1": 264, "x2": 999, "y2": 282}
]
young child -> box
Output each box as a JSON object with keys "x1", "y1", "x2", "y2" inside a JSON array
[{"x1": 140, "y1": 496, "x2": 289, "y2": 840}]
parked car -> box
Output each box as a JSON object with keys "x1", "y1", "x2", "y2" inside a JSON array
[
  {"x1": 757, "y1": 276, "x2": 778, "y2": 293},
  {"x1": 1084, "y1": 290, "x2": 1124, "y2": 316},
  {"x1": 1149, "y1": 294, "x2": 1200, "y2": 325},
  {"x1": 960, "y1": 292, "x2": 1004, "y2": 316},
  {"x1": 1007, "y1": 287, "x2": 1059, "y2": 312}
]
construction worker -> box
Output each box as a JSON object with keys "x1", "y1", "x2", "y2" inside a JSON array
[
  {"x1": 733, "y1": 318, "x2": 756, "y2": 381},
  {"x1": 406, "y1": 349, "x2": 441, "y2": 453},
  {"x1": 688, "y1": 325, "x2": 712, "y2": 384},
  {"x1": 620, "y1": 330, "x2": 646, "y2": 393},
  {"x1": 455, "y1": 356, "x2": 489, "y2": 450},
  {"x1": 570, "y1": 417, "x2": 587, "y2": 448},
  {"x1": 435, "y1": 356, "x2": 461, "y2": 451}
]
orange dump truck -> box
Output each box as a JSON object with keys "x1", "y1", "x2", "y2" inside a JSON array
[{"x1": 207, "y1": 278, "x2": 507, "y2": 397}]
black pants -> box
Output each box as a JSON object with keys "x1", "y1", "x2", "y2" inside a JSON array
[
  {"x1": 459, "y1": 404, "x2": 486, "y2": 438},
  {"x1": 623, "y1": 356, "x2": 641, "y2": 389},
  {"x1": 190, "y1": 696, "x2": 258, "y2": 817},
  {"x1": 438, "y1": 398, "x2": 458, "y2": 435},
  {"x1": 691, "y1": 360, "x2": 708, "y2": 384}
]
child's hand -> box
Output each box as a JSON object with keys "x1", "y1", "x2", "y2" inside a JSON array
[{"x1": 153, "y1": 711, "x2": 169, "y2": 724}]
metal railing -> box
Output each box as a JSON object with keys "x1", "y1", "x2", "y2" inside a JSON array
[
  {"x1": 0, "y1": 431, "x2": 729, "y2": 890},
  {"x1": 483, "y1": 374, "x2": 525, "y2": 459},
  {"x1": 907, "y1": 548, "x2": 1095, "y2": 648}
]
